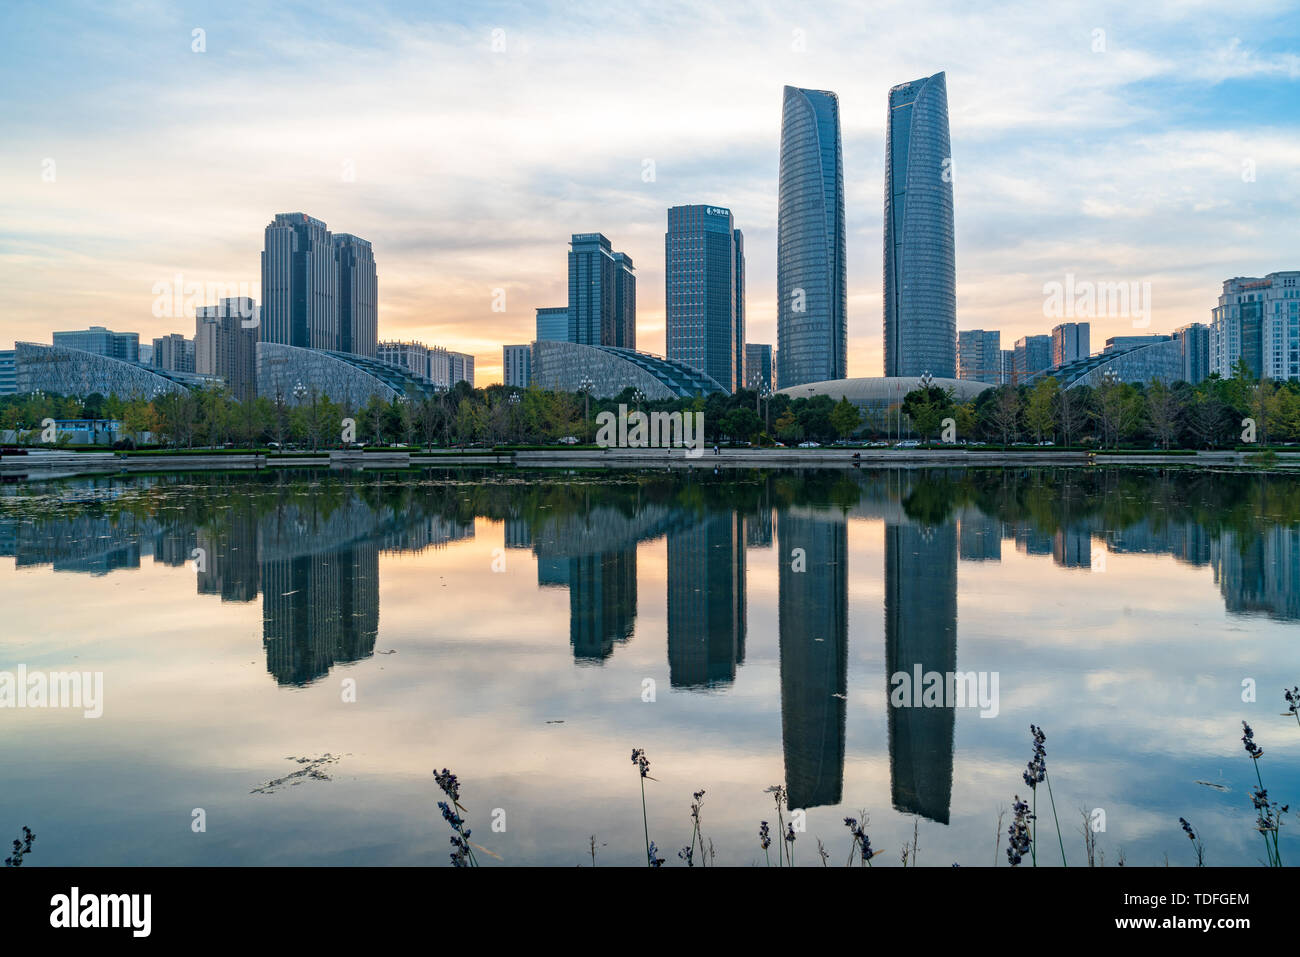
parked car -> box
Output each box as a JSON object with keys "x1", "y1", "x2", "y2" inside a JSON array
[
  {"x1": 558, "y1": 436, "x2": 579, "y2": 445},
  {"x1": 895, "y1": 440, "x2": 920, "y2": 448},
  {"x1": 797, "y1": 441, "x2": 821, "y2": 448}
]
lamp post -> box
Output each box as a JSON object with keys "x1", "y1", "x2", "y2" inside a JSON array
[
  {"x1": 632, "y1": 388, "x2": 645, "y2": 415},
  {"x1": 508, "y1": 391, "x2": 521, "y2": 444},
  {"x1": 579, "y1": 377, "x2": 594, "y2": 443}
]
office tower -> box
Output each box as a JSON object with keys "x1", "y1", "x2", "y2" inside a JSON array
[
  {"x1": 333, "y1": 234, "x2": 378, "y2": 357},
  {"x1": 503, "y1": 344, "x2": 531, "y2": 388},
  {"x1": 52, "y1": 326, "x2": 139, "y2": 364},
  {"x1": 1000, "y1": 348, "x2": 1014, "y2": 384},
  {"x1": 378, "y1": 340, "x2": 428, "y2": 377},
  {"x1": 883, "y1": 72, "x2": 957, "y2": 379},
  {"x1": 449, "y1": 351, "x2": 475, "y2": 387},
  {"x1": 568, "y1": 233, "x2": 636, "y2": 350},
  {"x1": 734, "y1": 229, "x2": 746, "y2": 390},
  {"x1": 427, "y1": 346, "x2": 451, "y2": 388},
  {"x1": 745, "y1": 343, "x2": 773, "y2": 392},
  {"x1": 196, "y1": 298, "x2": 258, "y2": 402},
  {"x1": 777, "y1": 86, "x2": 846, "y2": 387},
  {"x1": 777, "y1": 509, "x2": 847, "y2": 810},
  {"x1": 261, "y1": 213, "x2": 338, "y2": 351},
  {"x1": 535, "y1": 306, "x2": 570, "y2": 343},
  {"x1": 1104, "y1": 335, "x2": 1168, "y2": 353},
  {"x1": 152, "y1": 333, "x2": 195, "y2": 373},
  {"x1": 1013, "y1": 334, "x2": 1051, "y2": 382},
  {"x1": 0, "y1": 350, "x2": 15, "y2": 396},
  {"x1": 1174, "y1": 322, "x2": 1210, "y2": 385},
  {"x1": 1211, "y1": 272, "x2": 1300, "y2": 380},
  {"x1": 1051, "y1": 322, "x2": 1090, "y2": 368},
  {"x1": 665, "y1": 204, "x2": 744, "y2": 392},
  {"x1": 956, "y1": 329, "x2": 1000, "y2": 383}
]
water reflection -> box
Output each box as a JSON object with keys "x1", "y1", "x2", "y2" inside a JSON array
[{"x1": 2, "y1": 467, "x2": 1299, "y2": 860}]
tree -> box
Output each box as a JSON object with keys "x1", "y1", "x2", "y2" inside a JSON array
[
  {"x1": 829, "y1": 397, "x2": 862, "y2": 440},
  {"x1": 901, "y1": 386, "x2": 954, "y2": 441},
  {"x1": 1145, "y1": 380, "x2": 1180, "y2": 449},
  {"x1": 1057, "y1": 385, "x2": 1090, "y2": 448},
  {"x1": 985, "y1": 386, "x2": 1021, "y2": 446},
  {"x1": 1025, "y1": 377, "x2": 1059, "y2": 444}
]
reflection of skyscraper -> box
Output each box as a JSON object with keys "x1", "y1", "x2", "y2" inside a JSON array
[
  {"x1": 957, "y1": 510, "x2": 1001, "y2": 562},
  {"x1": 1214, "y1": 526, "x2": 1300, "y2": 620},
  {"x1": 778, "y1": 509, "x2": 847, "y2": 809},
  {"x1": 261, "y1": 512, "x2": 380, "y2": 686},
  {"x1": 196, "y1": 511, "x2": 260, "y2": 602},
  {"x1": 884, "y1": 72, "x2": 956, "y2": 378},
  {"x1": 777, "y1": 86, "x2": 846, "y2": 388},
  {"x1": 885, "y1": 521, "x2": 956, "y2": 824},
  {"x1": 667, "y1": 513, "x2": 745, "y2": 688},
  {"x1": 568, "y1": 549, "x2": 637, "y2": 661}
]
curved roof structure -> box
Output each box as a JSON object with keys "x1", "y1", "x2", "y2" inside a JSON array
[
  {"x1": 778, "y1": 375, "x2": 992, "y2": 405},
  {"x1": 1053, "y1": 339, "x2": 1182, "y2": 390},
  {"x1": 532, "y1": 340, "x2": 726, "y2": 400},
  {"x1": 257, "y1": 342, "x2": 441, "y2": 406},
  {"x1": 14, "y1": 341, "x2": 205, "y2": 398}
]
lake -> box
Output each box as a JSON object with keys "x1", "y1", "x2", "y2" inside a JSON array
[{"x1": 1, "y1": 466, "x2": 1297, "y2": 867}]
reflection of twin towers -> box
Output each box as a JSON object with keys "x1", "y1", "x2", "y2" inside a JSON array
[{"x1": 517, "y1": 494, "x2": 960, "y2": 821}]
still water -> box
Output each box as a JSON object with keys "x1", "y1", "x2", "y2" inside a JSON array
[{"x1": 1, "y1": 467, "x2": 1297, "y2": 866}]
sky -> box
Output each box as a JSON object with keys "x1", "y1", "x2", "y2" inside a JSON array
[{"x1": 2, "y1": 0, "x2": 1298, "y2": 385}]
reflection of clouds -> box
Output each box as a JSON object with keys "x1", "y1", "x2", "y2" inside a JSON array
[{"x1": 2, "y1": 470, "x2": 1299, "y2": 865}]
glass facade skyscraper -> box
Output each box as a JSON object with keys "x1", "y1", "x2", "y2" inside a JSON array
[
  {"x1": 334, "y1": 234, "x2": 378, "y2": 358},
  {"x1": 665, "y1": 204, "x2": 744, "y2": 393},
  {"x1": 956, "y1": 329, "x2": 1000, "y2": 384},
  {"x1": 777, "y1": 86, "x2": 846, "y2": 389},
  {"x1": 535, "y1": 307, "x2": 570, "y2": 343},
  {"x1": 568, "y1": 233, "x2": 635, "y2": 351},
  {"x1": 262, "y1": 213, "x2": 337, "y2": 351},
  {"x1": 884, "y1": 72, "x2": 956, "y2": 378}
]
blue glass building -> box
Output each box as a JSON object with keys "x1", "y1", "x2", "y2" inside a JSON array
[
  {"x1": 883, "y1": 72, "x2": 956, "y2": 378},
  {"x1": 535, "y1": 306, "x2": 570, "y2": 342},
  {"x1": 568, "y1": 233, "x2": 635, "y2": 350},
  {"x1": 777, "y1": 87, "x2": 846, "y2": 389},
  {"x1": 665, "y1": 204, "x2": 744, "y2": 393}
]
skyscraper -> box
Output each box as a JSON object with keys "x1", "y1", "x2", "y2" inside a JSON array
[
  {"x1": 196, "y1": 298, "x2": 258, "y2": 402},
  {"x1": 1014, "y1": 335, "x2": 1052, "y2": 382},
  {"x1": 1051, "y1": 322, "x2": 1090, "y2": 368},
  {"x1": 52, "y1": 326, "x2": 139, "y2": 364},
  {"x1": 568, "y1": 233, "x2": 635, "y2": 350},
  {"x1": 956, "y1": 329, "x2": 1000, "y2": 384},
  {"x1": 1174, "y1": 322, "x2": 1210, "y2": 385},
  {"x1": 665, "y1": 204, "x2": 744, "y2": 392},
  {"x1": 535, "y1": 307, "x2": 570, "y2": 343},
  {"x1": 503, "y1": 344, "x2": 531, "y2": 388},
  {"x1": 745, "y1": 343, "x2": 773, "y2": 392},
  {"x1": 333, "y1": 234, "x2": 378, "y2": 358},
  {"x1": 777, "y1": 86, "x2": 846, "y2": 388},
  {"x1": 734, "y1": 228, "x2": 746, "y2": 390},
  {"x1": 883, "y1": 72, "x2": 956, "y2": 378},
  {"x1": 261, "y1": 213, "x2": 338, "y2": 351},
  {"x1": 1210, "y1": 272, "x2": 1300, "y2": 380},
  {"x1": 152, "y1": 333, "x2": 195, "y2": 373}
]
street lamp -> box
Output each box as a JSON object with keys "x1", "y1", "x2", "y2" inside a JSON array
[
  {"x1": 579, "y1": 377, "x2": 594, "y2": 442},
  {"x1": 632, "y1": 388, "x2": 645, "y2": 414}
]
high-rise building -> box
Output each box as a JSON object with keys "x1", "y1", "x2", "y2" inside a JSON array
[
  {"x1": 378, "y1": 340, "x2": 431, "y2": 379},
  {"x1": 1014, "y1": 335, "x2": 1051, "y2": 382},
  {"x1": 665, "y1": 205, "x2": 744, "y2": 392},
  {"x1": 427, "y1": 346, "x2": 451, "y2": 388},
  {"x1": 503, "y1": 344, "x2": 531, "y2": 388},
  {"x1": 777, "y1": 86, "x2": 846, "y2": 387},
  {"x1": 884, "y1": 72, "x2": 957, "y2": 379},
  {"x1": 956, "y1": 329, "x2": 1000, "y2": 384},
  {"x1": 333, "y1": 234, "x2": 378, "y2": 358},
  {"x1": 1211, "y1": 272, "x2": 1300, "y2": 380},
  {"x1": 196, "y1": 298, "x2": 258, "y2": 402},
  {"x1": 0, "y1": 349, "x2": 15, "y2": 396},
  {"x1": 261, "y1": 213, "x2": 338, "y2": 351},
  {"x1": 745, "y1": 343, "x2": 773, "y2": 392},
  {"x1": 734, "y1": 229, "x2": 746, "y2": 390},
  {"x1": 1051, "y1": 322, "x2": 1090, "y2": 368},
  {"x1": 449, "y1": 351, "x2": 475, "y2": 387},
  {"x1": 1174, "y1": 322, "x2": 1210, "y2": 385},
  {"x1": 152, "y1": 333, "x2": 195, "y2": 374},
  {"x1": 568, "y1": 233, "x2": 635, "y2": 350},
  {"x1": 535, "y1": 306, "x2": 570, "y2": 343},
  {"x1": 52, "y1": 326, "x2": 139, "y2": 364}
]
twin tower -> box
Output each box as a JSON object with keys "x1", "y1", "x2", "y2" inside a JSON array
[{"x1": 777, "y1": 73, "x2": 956, "y2": 387}]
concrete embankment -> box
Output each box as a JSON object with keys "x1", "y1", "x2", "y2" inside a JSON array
[{"x1": 4, "y1": 447, "x2": 1298, "y2": 477}]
